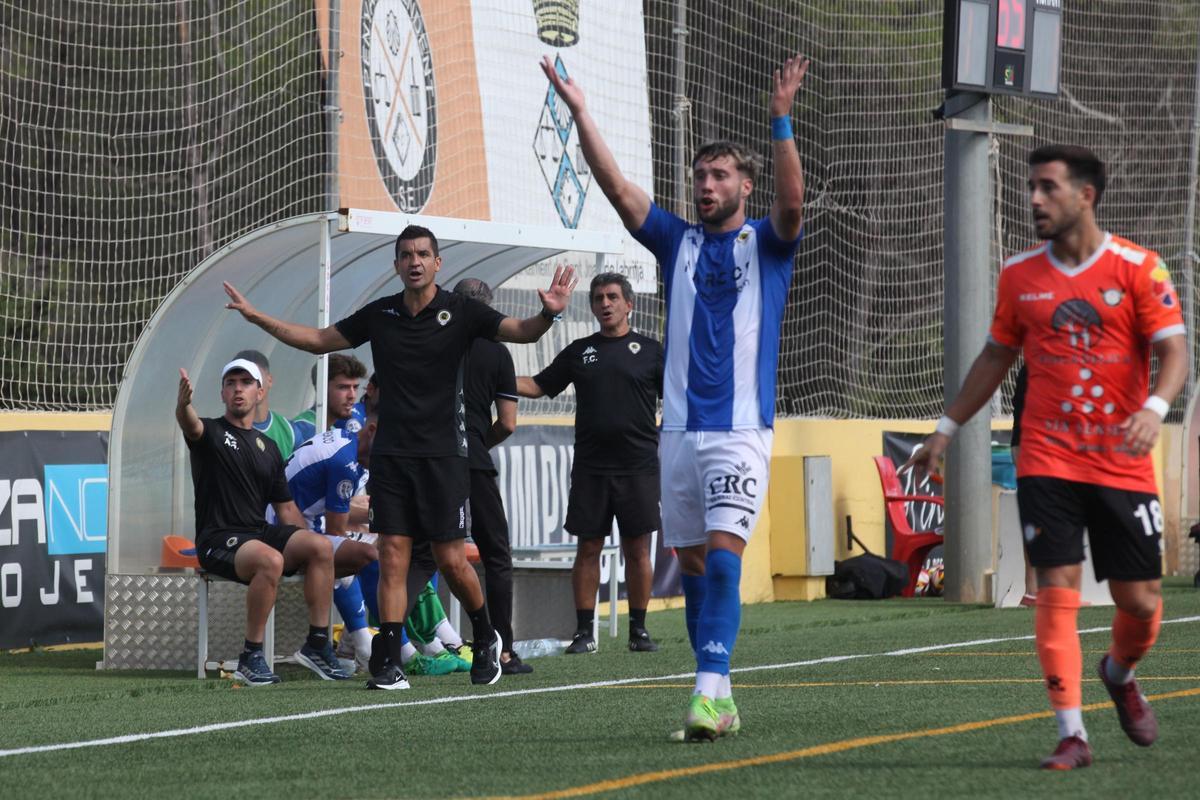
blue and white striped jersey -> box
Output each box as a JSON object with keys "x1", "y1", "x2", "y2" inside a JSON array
[
  {"x1": 633, "y1": 203, "x2": 802, "y2": 431},
  {"x1": 266, "y1": 428, "x2": 363, "y2": 532}
]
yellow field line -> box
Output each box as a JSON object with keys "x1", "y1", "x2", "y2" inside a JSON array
[
  {"x1": 611, "y1": 676, "x2": 1200, "y2": 689},
  {"x1": 491, "y1": 687, "x2": 1200, "y2": 800}
]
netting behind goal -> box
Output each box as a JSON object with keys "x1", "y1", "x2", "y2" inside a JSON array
[{"x1": 3, "y1": 1, "x2": 1200, "y2": 420}]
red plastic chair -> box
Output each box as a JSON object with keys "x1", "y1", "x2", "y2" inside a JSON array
[{"x1": 872, "y1": 456, "x2": 945, "y2": 597}]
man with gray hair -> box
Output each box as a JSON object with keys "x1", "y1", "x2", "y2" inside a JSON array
[
  {"x1": 517, "y1": 272, "x2": 664, "y2": 657},
  {"x1": 454, "y1": 277, "x2": 529, "y2": 673}
]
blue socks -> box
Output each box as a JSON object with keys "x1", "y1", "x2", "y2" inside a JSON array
[
  {"x1": 680, "y1": 573, "x2": 707, "y2": 656},
  {"x1": 333, "y1": 576, "x2": 369, "y2": 633},
  {"x1": 694, "y1": 548, "x2": 742, "y2": 676},
  {"x1": 358, "y1": 560, "x2": 380, "y2": 625}
]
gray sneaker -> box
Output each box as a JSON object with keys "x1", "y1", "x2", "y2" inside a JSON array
[{"x1": 295, "y1": 642, "x2": 353, "y2": 681}]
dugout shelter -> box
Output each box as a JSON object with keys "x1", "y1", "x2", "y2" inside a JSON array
[{"x1": 102, "y1": 209, "x2": 622, "y2": 670}]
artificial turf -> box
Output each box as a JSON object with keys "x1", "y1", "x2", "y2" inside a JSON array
[{"x1": 2, "y1": 578, "x2": 1198, "y2": 799}]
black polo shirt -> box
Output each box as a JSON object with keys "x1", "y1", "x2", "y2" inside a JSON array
[
  {"x1": 335, "y1": 287, "x2": 505, "y2": 457},
  {"x1": 534, "y1": 330, "x2": 663, "y2": 475},
  {"x1": 186, "y1": 417, "x2": 291, "y2": 541},
  {"x1": 464, "y1": 338, "x2": 519, "y2": 473}
]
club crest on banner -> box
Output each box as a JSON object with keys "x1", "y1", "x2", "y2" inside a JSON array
[{"x1": 361, "y1": 0, "x2": 437, "y2": 212}]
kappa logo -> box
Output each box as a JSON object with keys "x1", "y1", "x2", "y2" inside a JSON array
[
  {"x1": 381, "y1": 308, "x2": 402, "y2": 317},
  {"x1": 582, "y1": 345, "x2": 597, "y2": 364},
  {"x1": 223, "y1": 432, "x2": 238, "y2": 450},
  {"x1": 737, "y1": 516, "x2": 750, "y2": 529},
  {"x1": 458, "y1": 505, "x2": 466, "y2": 529},
  {"x1": 734, "y1": 461, "x2": 752, "y2": 476},
  {"x1": 583, "y1": 346, "x2": 597, "y2": 354},
  {"x1": 700, "y1": 640, "x2": 729, "y2": 656}
]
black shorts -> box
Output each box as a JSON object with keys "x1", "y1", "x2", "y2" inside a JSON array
[
  {"x1": 369, "y1": 454, "x2": 469, "y2": 541},
  {"x1": 196, "y1": 524, "x2": 301, "y2": 584},
  {"x1": 565, "y1": 471, "x2": 660, "y2": 539},
  {"x1": 1016, "y1": 476, "x2": 1163, "y2": 582}
]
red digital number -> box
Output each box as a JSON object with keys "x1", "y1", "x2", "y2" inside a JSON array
[{"x1": 997, "y1": 0, "x2": 1026, "y2": 50}]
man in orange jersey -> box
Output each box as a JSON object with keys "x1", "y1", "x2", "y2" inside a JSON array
[{"x1": 906, "y1": 144, "x2": 1187, "y2": 770}]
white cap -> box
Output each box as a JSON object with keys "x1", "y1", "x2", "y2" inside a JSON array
[{"x1": 220, "y1": 358, "x2": 263, "y2": 385}]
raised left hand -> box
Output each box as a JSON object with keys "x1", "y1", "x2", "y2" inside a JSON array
[
  {"x1": 537, "y1": 264, "x2": 578, "y2": 316},
  {"x1": 770, "y1": 54, "x2": 811, "y2": 117}
]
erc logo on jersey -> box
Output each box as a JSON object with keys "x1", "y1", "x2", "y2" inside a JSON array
[
  {"x1": 437, "y1": 310, "x2": 452, "y2": 326},
  {"x1": 336, "y1": 479, "x2": 355, "y2": 501},
  {"x1": 628, "y1": 341, "x2": 641, "y2": 354},
  {"x1": 256, "y1": 437, "x2": 265, "y2": 451},
  {"x1": 1100, "y1": 288, "x2": 1124, "y2": 307}
]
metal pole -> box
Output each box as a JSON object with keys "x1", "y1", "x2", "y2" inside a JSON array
[
  {"x1": 672, "y1": 0, "x2": 689, "y2": 218},
  {"x1": 942, "y1": 92, "x2": 994, "y2": 604},
  {"x1": 317, "y1": 1, "x2": 341, "y2": 433},
  {"x1": 1179, "y1": 28, "x2": 1200, "y2": 406}
]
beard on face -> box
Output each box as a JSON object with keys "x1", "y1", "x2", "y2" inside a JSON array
[{"x1": 695, "y1": 193, "x2": 741, "y2": 227}]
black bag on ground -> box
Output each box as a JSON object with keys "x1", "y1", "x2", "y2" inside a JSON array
[{"x1": 826, "y1": 553, "x2": 910, "y2": 599}]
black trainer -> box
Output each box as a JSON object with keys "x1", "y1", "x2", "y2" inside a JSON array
[
  {"x1": 366, "y1": 661, "x2": 410, "y2": 691},
  {"x1": 628, "y1": 627, "x2": 659, "y2": 652},
  {"x1": 470, "y1": 630, "x2": 503, "y2": 685},
  {"x1": 565, "y1": 630, "x2": 597, "y2": 654},
  {"x1": 368, "y1": 632, "x2": 387, "y2": 677},
  {"x1": 234, "y1": 649, "x2": 281, "y2": 686},
  {"x1": 501, "y1": 652, "x2": 533, "y2": 675}
]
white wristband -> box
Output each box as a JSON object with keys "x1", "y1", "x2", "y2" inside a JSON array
[
  {"x1": 1142, "y1": 395, "x2": 1170, "y2": 420},
  {"x1": 935, "y1": 415, "x2": 959, "y2": 438}
]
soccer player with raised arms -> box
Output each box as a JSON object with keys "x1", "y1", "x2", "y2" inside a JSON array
[
  {"x1": 540, "y1": 53, "x2": 810, "y2": 739},
  {"x1": 906, "y1": 145, "x2": 1187, "y2": 769}
]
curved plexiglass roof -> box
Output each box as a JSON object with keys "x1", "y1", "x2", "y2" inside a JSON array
[{"x1": 108, "y1": 210, "x2": 622, "y2": 574}]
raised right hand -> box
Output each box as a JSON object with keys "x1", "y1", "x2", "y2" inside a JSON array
[
  {"x1": 177, "y1": 367, "x2": 194, "y2": 409},
  {"x1": 223, "y1": 281, "x2": 256, "y2": 320},
  {"x1": 540, "y1": 55, "x2": 585, "y2": 113}
]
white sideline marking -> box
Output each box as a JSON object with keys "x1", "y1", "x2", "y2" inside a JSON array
[{"x1": 3, "y1": 615, "x2": 1198, "y2": 759}]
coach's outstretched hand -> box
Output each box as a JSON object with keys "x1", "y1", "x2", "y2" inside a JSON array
[
  {"x1": 540, "y1": 55, "x2": 585, "y2": 114},
  {"x1": 223, "y1": 282, "x2": 257, "y2": 321},
  {"x1": 177, "y1": 368, "x2": 193, "y2": 409},
  {"x1": 538, "y1": 264, "x2": 578, "y2": 317},
  {"x1": 770, "y1": 54, "x2": 810, "y2": 117}
]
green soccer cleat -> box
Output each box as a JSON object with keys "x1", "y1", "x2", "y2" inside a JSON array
[
  {"x1": 432, "y1": 648, "x2": 472, "y2": 673},
  {"x1": 684, "y1": 694, "x2": 720, "y2": 742},
  {"x1": 404, "y1": 652, "x2": 458, "y2": 676},
  {"x1": 713, "y1": 696, "x2": 741, "y2": 736}
]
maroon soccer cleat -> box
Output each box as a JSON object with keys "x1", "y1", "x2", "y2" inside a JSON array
[
  {"x1": 1039, "y1": 736, "x2": 1093, "y2": 770},
  {"x1": 1097, "y1": 655, "x2": 1158, "y2": 746}
]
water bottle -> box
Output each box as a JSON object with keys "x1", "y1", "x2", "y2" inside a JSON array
[{"x1": 514, "y1": 637, "x2": 567, "y2": 659}]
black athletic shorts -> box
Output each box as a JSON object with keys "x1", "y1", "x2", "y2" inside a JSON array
[
  {"x1": 565, "y1": 471, "x2": 660, "y2": 539},
  {"x1": 1016, "y1": 476, "x2": 1163, "y2": 582},
  {"x1": 196, "y1": 524, "x2": 301, "y2": 584},
  {"x1": 368, "y1": 454, "x2": 470, "y2": 541}
]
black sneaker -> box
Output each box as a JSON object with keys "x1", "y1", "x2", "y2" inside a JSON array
[
  {"x1": 234, "y1": 649, "x2": 281, "y2": 686},
  {"x1": 501, "y1": 652, "x2": 533, "y2": 675},
  {"x1": 470, "y1": 630, "x2": 502, "y2": 685},
  {"x1": 628, "y1": 627, "x2": 659, "y2": 652},
  {"x1": 368, "y1": 632, "x2": 387, "y2": 677},
  {"x1": 295, "y1": 642, "x2": 353, "y2": 681},
  {"x1": 565, "y1": 630, "x2": 597, "y2": 654},
  {"x1": 366, "y1": 661, "x2": 410, "y2": 691}
]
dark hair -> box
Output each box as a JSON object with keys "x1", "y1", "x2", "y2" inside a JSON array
[
  {"x1": 453, "y1": 277, "x2": 494, "y2": 306},
  {"x1": 310, "y1": 353, "x2": 368, "y2": 386},
  {"x1": 234, "y1": 349, "x2": 269, "y2": 373},
  {"x1": 692, "y1": 141, "x2": 762, "y2": 183},
  {"x1": 1028, "y1": 144, "x2": 1107, "y2": 209},
  {"x1": 589, "y1": 272, "x2": 634, "y2": 304},
  {"x1": 395, "y1": 224, "x2": 440, "y2": 259}
]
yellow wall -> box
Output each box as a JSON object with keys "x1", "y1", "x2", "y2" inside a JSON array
[
  {"x1": 0, "y1": 411, "x2": 111, "y2": 431},
  {"x1": 5, "y1": 411, "x2": 1175, "y2": 609}
]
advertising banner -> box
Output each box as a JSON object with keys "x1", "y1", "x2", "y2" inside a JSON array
[
  {"x1": 0, "y1": 430, "x2": 108, "y2": 648},
  {"x1": 328, "y1": 0, "x2": 657, "y2": 293},
  {"x1": 492, "y1": 423, "x2": 680, "y2": 599}
]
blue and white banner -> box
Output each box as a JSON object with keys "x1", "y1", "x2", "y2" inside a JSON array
[{"x1": 0, "y1": 430, "x2": 108, "y2": 648}]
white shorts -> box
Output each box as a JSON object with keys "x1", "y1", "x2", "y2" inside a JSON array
[{"x1": 659, "y1": 428, "x2": 773, "y2": 548}]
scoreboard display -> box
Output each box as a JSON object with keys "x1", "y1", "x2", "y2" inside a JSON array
[{"x1": 942, "y1": 0, "x2": 1063, "y2": 98}]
